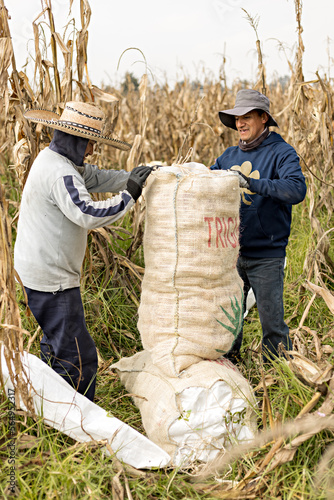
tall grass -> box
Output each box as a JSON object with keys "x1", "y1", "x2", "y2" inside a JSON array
[{"x1": 1, "y1": 201, "x2": 332, "y2": 499}]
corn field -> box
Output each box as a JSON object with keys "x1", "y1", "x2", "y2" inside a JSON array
[{"x1": 1, "y1": 0, "x2": 334, "y2": 498}]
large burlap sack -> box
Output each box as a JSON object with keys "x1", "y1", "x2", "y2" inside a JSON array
[
  {"x1": 112, "y1": 350, "x2": 256, "y2": 466},
  {"x1": 138, "y1": 163, "x2": 243, "y2": 377}
]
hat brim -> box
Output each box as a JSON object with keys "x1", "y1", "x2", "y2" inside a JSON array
[
  {"x1": 24, "y1": 109, "x2": 132, "y2": 151},
  {"x1": 219, "y1": 107, "x2": 279, "y2": 130}
]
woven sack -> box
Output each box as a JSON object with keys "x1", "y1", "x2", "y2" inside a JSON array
[
  {"x1": 138, "y1": 164, "x2": 243, "y2": 376},
  {"x1": 112, "y1": 350, "x2": 256, "y2": 466}
]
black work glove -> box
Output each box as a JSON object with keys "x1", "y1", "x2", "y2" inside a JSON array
[
  {"x1": 126, "y1": 166, "x2": 153, "y2": 201},
  {"x1": 231, "y1": 170, "x2": 250, "y2": 189}
]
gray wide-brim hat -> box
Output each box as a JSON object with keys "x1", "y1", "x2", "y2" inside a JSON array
[{"x1": 219, "y1": 89, "x2": 279, "y2": 130}]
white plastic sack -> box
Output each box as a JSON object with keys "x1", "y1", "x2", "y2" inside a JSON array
[
  {"x1": 0, "y1": 345, "x2": 170, "y2": 469},
  {"x1": 112, "y1": 350, "x2": 256, "y2": 466},
  {"x1": 244, "y1": 288, "x2": 256, "y2": 318},
  {"x1": 139, "y1": 164, "x2": 243, "y2": 377}
]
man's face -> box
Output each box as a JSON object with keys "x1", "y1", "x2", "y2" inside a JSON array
[
  {"x1": 235, "y1": 110, "x2": 268, "y2": 143},
  {"x1": 84, "y1": 140, "x2": 96, "y2": 158}
]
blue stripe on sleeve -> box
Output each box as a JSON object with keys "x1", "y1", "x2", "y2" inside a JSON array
[{"x1": 63, "y1": 175, "x2": 132, "y2": 218}]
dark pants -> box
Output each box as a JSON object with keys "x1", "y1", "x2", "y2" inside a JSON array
[
  {"x1": 25, "y1": 286, "x2": 97, "y2": 401},
  {"x1": 227, "y1": 256, "x2": 292, "y2": 362}
]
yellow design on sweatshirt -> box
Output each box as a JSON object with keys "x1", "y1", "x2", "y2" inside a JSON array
[{"x1": 231, "y1": 161, "x2": 260, "y2": 205}]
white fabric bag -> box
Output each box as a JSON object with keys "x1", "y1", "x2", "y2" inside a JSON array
[{"x1": 112, "y1": 350, "x2": 256, "y2": 466}]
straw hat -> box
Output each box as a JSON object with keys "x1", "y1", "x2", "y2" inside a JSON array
[{"x1": 24, "y1": 101, "x2": 132, "y2": 151}]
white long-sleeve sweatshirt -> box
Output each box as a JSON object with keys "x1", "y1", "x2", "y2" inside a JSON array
[{"x1": 14, "y1": 147, "x2": 134, "y2": 292}]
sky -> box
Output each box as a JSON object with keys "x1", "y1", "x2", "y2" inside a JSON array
[{"x1": 5, "y1": 0, "x2": 334, "y2": 88}]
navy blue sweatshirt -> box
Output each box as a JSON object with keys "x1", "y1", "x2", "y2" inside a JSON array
[{"x1": 211, "y1": 132, "x2": 307, "y2": 258}]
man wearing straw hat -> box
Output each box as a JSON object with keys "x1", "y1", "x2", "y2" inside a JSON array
[
  {"x1": 211, "y1": 89, "x2": 307, "y2": 363},
  {"x1": 14, "y1": 101, "x2": 152, "y2": 401}
]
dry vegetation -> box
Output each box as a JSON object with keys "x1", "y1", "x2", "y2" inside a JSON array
[{"x1": 1, "y1": 0, "x2": 334, "y2": 498}]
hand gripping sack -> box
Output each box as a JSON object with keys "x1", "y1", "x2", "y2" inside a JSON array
[
  {"x1": 112, "y1": 350, "x2": 256, "y2": 466},
  {"x1": 138, "y1": 164, "x2": 243, "y2": 376}
]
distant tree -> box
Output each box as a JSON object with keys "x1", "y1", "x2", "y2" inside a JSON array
[
  {"x1": 175, "y1": 79, "x2": 203, "y2": 91},
  {"x1": 270, "y1": 75, "x2": 290, "y2": 91},
  {"x1": 121, "y1": 72, "x2": 140, "y2": 93}
]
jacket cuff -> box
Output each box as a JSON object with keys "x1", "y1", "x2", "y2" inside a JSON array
[{"x1": 248, "y1": 177, "x2": 259, "y2": 193}]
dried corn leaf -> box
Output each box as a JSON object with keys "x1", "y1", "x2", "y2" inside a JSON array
[
  {"x1": 91, "y1": 85, "x2": 119, "y2": 103},
  {"x1": 18, "y1": 71, "x2": 35, "y2": 101},
  {"x1": 42, "y1": 59, "x2": 54, "y2": 69},
  {"x1": 113, "y1": 459, "x2": 146, "y2": 478},
  {"x1": 317, "y1": 378, "x2": 334, "y2": 416},
  {"x1": 53, "y1": 32, "x2": 71, "y2": 55},
  {"x1": 126, "y1": 134, "x2": 143, "y2": 172},
  {"x1": 287, "y1": 351, "x2": 332, "y2": 390},
  {"x1": 76, "y1": 0, "x2": 91, "y2": 84},
  {"x1": 0, "y1": 38, "x2": 12, "y2": 74},
  {"x1": 210, "y1": 477, "x2": 263, "y2": 499},
  {"x1": 32, "y1": 21, "x2": 44, "y2": 83},
  {"x1": 0, "y1": 180, "x2": 34, "y2": 415},
  {"x1": 112, "y1": 471, "x2": 124, "y2": 500},
  {"x1": 253, "y1": 374, "x2": 276, "y2": 392},
  {"x1": 13, "y1": 138, "x2": 30, "y2": 166},
  {"x1": 0, "y1": 139, "x2": 11, "y2": 155},
  {"x1": 305, "y1": 280, "x2": 334, "y2": 314},
  {"x1": 268, "y1": 412, "x2": 333, "y2": 471},
  {"x1": 17, "y1": 434, "x2": 42, "y2": 450},
  {"x1": 0, "y1": 12, "x2": 13, "y2": 118}
]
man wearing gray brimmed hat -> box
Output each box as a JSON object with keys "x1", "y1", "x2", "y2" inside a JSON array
[
  {"x1": 14, "y1": 101, "x2": 153, "y2": 401},
  {"x1": 211, "y1": 89, "x2": 307, "y2": 363}
]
